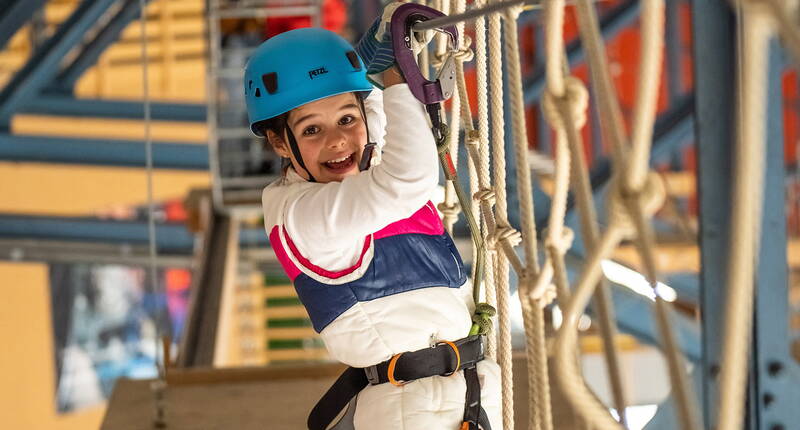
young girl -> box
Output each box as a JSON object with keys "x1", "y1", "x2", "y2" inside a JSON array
[{"x1": 247, "y1": 24, "x2": 501, "y2": 430}]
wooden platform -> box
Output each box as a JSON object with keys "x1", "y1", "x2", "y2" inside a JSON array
[
  {"x1": 101, "y1": 356, "x2": 594, "y2": 429},
  {"x1": 101, "y1": 365, "x2": 342, "y2": 430}
]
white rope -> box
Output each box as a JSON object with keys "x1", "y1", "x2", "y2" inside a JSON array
[
  {"x1": 472, "y1": 0, "x2": 498, "y2": 361},
  {"x1": 717, "y1": 3, "x2": 772, "y2": 429},
  {"x1": 487, "y1": 3, "x2": 515, "y2": 427},
  {"x1": 502, "y1": 4, "x2": 556, "y2": 430}
]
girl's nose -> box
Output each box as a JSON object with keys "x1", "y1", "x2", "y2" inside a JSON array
[{"x1": 326, "y1": 128, "x2": 347, "y2": 149}]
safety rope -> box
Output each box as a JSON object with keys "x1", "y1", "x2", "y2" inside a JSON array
[
  {"x1": 716, "y1": 2, "x2": 772, "y2": 429},
  {"x1": 471, "y1": 0, "x2": 498, "y2": 362},
  {"x1": 503, "y1": 4, "x2": 554, "y2": 430},
  {"x1": 486, "y1": 4, "x2": 516, "y2": 428}
]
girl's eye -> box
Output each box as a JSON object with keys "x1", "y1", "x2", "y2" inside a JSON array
[
  {"x1": 339, "y1": 115, "x2": 356, "y2": 125},
  {"x1": 302, "y1": 126, "x2": 319, "y2": 136}
]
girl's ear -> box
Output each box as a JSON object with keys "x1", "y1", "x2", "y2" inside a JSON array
[{"x1": 266, "y1": 129, "x2": 292, "y2": 159}]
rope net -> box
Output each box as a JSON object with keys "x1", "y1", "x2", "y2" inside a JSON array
[
  {"x1": 413, "y1": 0, "x2": 778, "y2": 428},
  {"x1": 416, "y1": 0, "x2": 800, "y2": 427}
]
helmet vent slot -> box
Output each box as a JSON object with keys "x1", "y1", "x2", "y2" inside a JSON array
[
  {"x1": 345, "y1": 51, "x2": 361, "y2": 71},
  {"x1": 262, "y1": 72, "x2": 278, "y2": 94}
]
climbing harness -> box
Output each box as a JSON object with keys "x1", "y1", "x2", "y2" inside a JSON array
[{"x1": 308, "y1": 335, "x2": 491, "y2": 430}]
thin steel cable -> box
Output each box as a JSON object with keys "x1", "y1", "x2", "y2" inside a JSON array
[{"x1": 140, "y1": 0, "x2": 167, "y2": 428}]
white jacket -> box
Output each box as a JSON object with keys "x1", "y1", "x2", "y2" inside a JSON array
[{"x1": 262, "y1": 84, "x2": 501, "y2": 429}]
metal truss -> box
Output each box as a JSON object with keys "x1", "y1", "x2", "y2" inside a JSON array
[{"x1": 0, "y1": 133, "x2": 208, "y2": 169}]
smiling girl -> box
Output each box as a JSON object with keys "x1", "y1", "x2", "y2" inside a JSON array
[{"x1": 247, "y1": 25, "x2": 500, "y2": 430}]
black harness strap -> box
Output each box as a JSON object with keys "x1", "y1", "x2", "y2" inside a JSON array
[
  {"x1": 462, "y1": 365, "x2": 492, "y2": 430},
  {"x1": 307, "y1": 336, "x2": 491, "y2": 430},
  {"x1": 307, "y1": 366, "x2": 368, "y2": 430}
]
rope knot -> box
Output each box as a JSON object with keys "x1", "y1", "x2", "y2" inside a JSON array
[
  {"x1": 541, "y1": 76, "x2": 589, "y2": 131},
  {"x1": 431, "y1": 40, "x2": 474, "y2": 69},
  {"x1": 521, "y1": 270, "x2": 557, "y2": 308},
  {"x1": 544, "y1": 226, "x2": 575, "y2": 255},
  {"x1": 488, "y1": 225, "x2": 522, "y2": 249},
  {"x1": 470, "y1": 302, "x2": 497, "y2": 335},
  {"x1": 473, "y1": 188, "x2": 496, "y2": 206},
  {"x1": 608, "y1": 171, "x2": 666, "y2": 236},
  {"x1": 437, "y1": 201, "x2": 462, "y2": 222}
]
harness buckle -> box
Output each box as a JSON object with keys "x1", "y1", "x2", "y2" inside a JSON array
[
  {"x1": 387, "y1": 352, "x2": 410, "y2": 387},
  {"x1": 364, "y1": 365, "x2": 380, "y2": 385}
]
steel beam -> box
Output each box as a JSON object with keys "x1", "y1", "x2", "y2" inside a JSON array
[
  {"x1": 0, "y1": 238, "x2": 193, "y2": 267},
  {"x1": 0, "y1": 215, "x2": 268, "y2": 253},
  {"x1": 753, "y1": 41, "x2": 800, "y2": 430},
  {"x1": 0, "y1": 0, "x2": 117, "y2": 127},
  {"x1": 0, "y1": 134, "x2": 209, "y2": 170},
  {"x1": 0, "y1": 0, "x2": 46, "y2": 52},
  {"x1": 523, "y1": 0, "x2": 640, "y2": 104},
  {"x1": 693, "y1": 1, "x2": 750, "y2": 428},
  {"x1": 20, "y1": 95, "x2": 207, "y2": 122},
  {"x1": 49, "y1": 0, "x2": 153, "y2": 94}
]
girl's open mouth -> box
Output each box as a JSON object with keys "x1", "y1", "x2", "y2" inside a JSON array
[{"x1": 322, "y1": 153, "x2": 356, "y2": 173}]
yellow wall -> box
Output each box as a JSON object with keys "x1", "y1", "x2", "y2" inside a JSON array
[
  {"x1": 0, "y1": 262, "x2": 104, "y2": 429},
  {"x1": 0, "y1": 162, "x2": 209, "y2": 216}
]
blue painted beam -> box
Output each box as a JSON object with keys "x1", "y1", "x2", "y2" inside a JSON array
[
  {"x1": 0, "y1": 0, "x2": 117, "y2": 127},
  {"x1": 0, "y1": 215, "x2": 268, "y2": 253},
  {"x1": 0, "y1": 0, "x2": 46, "y2": 51},
  {"x1": 754, "y1": 41, "x2": 800, "y2": 430},
  {"x1": 523, "y1": 0, "x2": 640, "y2": 104},
  {"x1": 20, "y1": 95, "x2": 207, "y2": 122},
  {"x1": 0, "y1": 134, "x2": 208, "y2": 170},
  {"x1": 50, "y1": 0, "x2": 152, "y2": 93},
  {"x1": 692, "y1": 1, "x2": 752, "y2": 428}
]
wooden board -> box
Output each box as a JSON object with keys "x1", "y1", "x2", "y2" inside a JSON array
[{"x1": 101, "y1": 375, "x2": 336, "y2": 430}]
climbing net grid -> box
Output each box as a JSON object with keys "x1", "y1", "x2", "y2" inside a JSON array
[{"x1": 410, "y1": 0, "x2": 800, "y2": 429}]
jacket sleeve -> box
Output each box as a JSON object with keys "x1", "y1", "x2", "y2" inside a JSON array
[{"x1": 284, "y1": 84, "x2": 438, "y2": 252}]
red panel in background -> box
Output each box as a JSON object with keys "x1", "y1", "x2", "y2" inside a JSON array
[
  {"x1": 784, "y1": 70, "x2": 799, "y2": 165},
  {"x1": 263, "y1": 0, "x2": 348, "y2": 39}
]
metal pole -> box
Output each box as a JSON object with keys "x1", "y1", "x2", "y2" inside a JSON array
[
  {"x1": 413, "y1": 0, "x2": 532, "y2": 31},
  {"x1": 412, "y1": 0, "x2": 609, "y2": 32}
]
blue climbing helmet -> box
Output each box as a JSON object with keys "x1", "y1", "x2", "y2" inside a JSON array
[{"x1": 244, "y1": 27, "x2": 373, "y2": 136}]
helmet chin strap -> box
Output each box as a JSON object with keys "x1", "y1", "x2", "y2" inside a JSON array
[
  {"x1": 357, "y1": 95, "x2": 377, "y2": 172},
  {"x1": 285, "y1": 127, "x2": 317, "y2": 182}
]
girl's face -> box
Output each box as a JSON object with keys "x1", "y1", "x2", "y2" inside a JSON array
[{"x1": 268, "y1": 92, "x2": 368, "y2": 183}]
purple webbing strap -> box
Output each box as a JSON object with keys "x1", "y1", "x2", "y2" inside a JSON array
[{"x1": 390, "y1": 3, "x2": 458, "y2": 105}]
